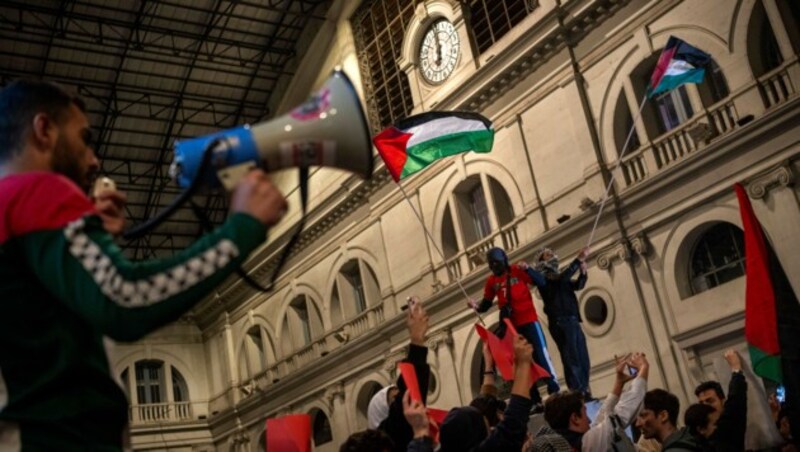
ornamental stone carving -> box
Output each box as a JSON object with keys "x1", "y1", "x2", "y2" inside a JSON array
[
  {"x1": 596, "y1": 241, "x2": 631, "y2": 270},
  {"x1": 426, "y1": 329, "x2": 453, "y2": 351},
  {"x1": 630, "y1": 233, "x2": 650, "y2": 257},
  {"x1": 747, "y1": 163, "x2": 795, "y2": 199}
]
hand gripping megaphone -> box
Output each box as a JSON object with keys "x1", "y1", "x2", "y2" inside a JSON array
[{"x1": 170, "y1": 69, "x2": 373, "y2": 189}]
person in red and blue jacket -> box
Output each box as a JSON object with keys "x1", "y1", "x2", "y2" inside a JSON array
[{"x1": 470, "y1": 247, "x2": 560, "y2": 406}]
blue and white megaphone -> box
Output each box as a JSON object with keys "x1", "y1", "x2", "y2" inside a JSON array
[
  {"x1": 169, "y1": 70, "x2": 373, "y2": 190},
  {"x1": 125, "y1": 70, "x2": 372, "y2": 242}
]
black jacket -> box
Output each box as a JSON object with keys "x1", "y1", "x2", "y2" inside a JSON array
[
  {"x1": 413, "y1": 394, "x2": 532, "y2": 452},
  {"x1": 380, "y1": 344, "x2": 430, "y2": 452},
  {"x1": 538, "y1": 259, "x2": 587, "y2": 320},
  {"x1": 708, "y1": 372, "x2": 748, "y2": 451}
]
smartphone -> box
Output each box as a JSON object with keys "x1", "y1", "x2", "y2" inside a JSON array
[
  {"x1": 401, "y1": 296, "x2": 417, "y2": 311},
  {"x1": 776, "y1": 385, "x2": 786, "y2": 404},
  {"x1": 627, "y1": 365, "x2": 638, "y2": 377}
]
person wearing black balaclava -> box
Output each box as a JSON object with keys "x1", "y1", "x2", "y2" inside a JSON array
[
  {"x1": 468, "y1": 247, "x2": 560, "y2": 407},
  {"x1": 528, "y1": 246, "x2": 592, "y2": 399}
]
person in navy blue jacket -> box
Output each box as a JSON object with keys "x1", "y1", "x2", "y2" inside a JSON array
[{"x1": 528, "y1": 246, "x2": 592, "y2": 398}]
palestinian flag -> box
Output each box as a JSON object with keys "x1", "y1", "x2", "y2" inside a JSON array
[
  {"x1": 647, "y1": 36, "x2": 711, "y2": 98},
  {"x1": 735, "y1": 183, "x2": 800, "y2": 436},
  {"x1": 373, "y1": 111, "x2": 494, "y2": 182}
]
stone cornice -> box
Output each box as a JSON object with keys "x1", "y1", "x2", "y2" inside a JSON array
[{"x1": 745, "y1": 161, "x2": 795, "y2": 199}]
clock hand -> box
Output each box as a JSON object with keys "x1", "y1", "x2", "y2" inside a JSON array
[{"x1": 434, "y1": 31, "x2": 442, "y2": 66}]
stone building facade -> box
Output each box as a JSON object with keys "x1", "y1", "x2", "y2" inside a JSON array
[{"x1": 115, "y1": 0, "x2": 800, "y2": 449}]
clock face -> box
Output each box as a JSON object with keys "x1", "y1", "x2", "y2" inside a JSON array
[{"x1": 419, "y1": 19, "x2": 460, "y2": 84}]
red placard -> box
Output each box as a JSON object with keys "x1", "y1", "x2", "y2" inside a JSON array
[
  {"x1": 398, "y1": 362, "x2": 422, "y2": 403},
  {"x1": 266, "y1": 414, "x2": 311, "y2": 452}
]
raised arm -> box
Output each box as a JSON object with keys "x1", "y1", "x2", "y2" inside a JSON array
[
  {"x1": 583, "y1": 353, "x2": 649, "y2": 451},
  {"x1": 15, "y1": 171, "x2": 285, "y2": 342}
]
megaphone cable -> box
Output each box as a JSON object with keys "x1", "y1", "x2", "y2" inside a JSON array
[{"x1": 122, "y1": 138, "x2": 219, "y2": 241}]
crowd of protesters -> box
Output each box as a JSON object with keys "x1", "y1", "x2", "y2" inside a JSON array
[{"x1": 340, "y1": 246, "x2": 797, "y2": 452}]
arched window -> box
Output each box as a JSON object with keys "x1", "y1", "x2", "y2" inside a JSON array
[
  {"x1": 613, "y1": 89, "x2": 642, "y2": 157},
  {"x1": 748, "y1": 1, "x2": 783, "y2": 77},
  {"x1": 171, "y1": 367, "x2": 188, "y2": 403},
  {"x1": 331, "y1": 259, "x2": 381, "y2": 324},
  {"x1": 698, "y1": 60, "x2": 730, "y2": 106},
  {"x1": 240, "y1": 325, "x2": 274, "y2": 380},
  {"x1": 283, "y1": 296, "x2": 324, "y2": 352},
  {"x1": 132, "y1": 360, "x2": 190, "y2": 405},
  {"x1": 689, "y1": 223, "x2": 745, "y2": 295},
  {"x1": 356, "y1": 381, "x2": 383, "y2": 430},
  {"x1": 441, "y1": 174, "x2": 515, "y2": 254},
  {"x1": 310, "y1": 408, "x2": 333, "y2": 446}
]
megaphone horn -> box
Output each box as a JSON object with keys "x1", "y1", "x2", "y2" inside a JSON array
[{"x1": 170, "y1": 70, "x2": 373, "y2": 189}]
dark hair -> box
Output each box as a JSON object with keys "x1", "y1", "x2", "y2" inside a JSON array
[
  {"x1": 0, "y1": 79, "x2": 85, "y2": 160},
  {"x1": 644, "y1": 389, "x2": 680, "y2": 427},
  {"x1": 339, "y1": 429, "x2": 395, "y2": 452},
  {"x1": 694, "y1": 381, "x2": 725, "y2": 400},
  {"x1": 470, "y1": 395, "x2": 506, "y2": 427},
  {"x1": 684, "y1": 403, "x2": 715, "y2": 436},
  {"x1": 544, "y1": 391, "x2": 584, "y2": 430}
]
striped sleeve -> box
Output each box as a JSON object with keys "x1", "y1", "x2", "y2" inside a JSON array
[{"x1": 17, "y1": 211, "x2": 266, "y2": 341}]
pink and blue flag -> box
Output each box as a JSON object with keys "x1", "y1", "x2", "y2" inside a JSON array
[{"x1": 647, "y1": 36, "x2": 711, "y2": 98}]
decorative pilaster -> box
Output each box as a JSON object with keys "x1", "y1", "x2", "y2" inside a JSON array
[
  {"x1": 596, "y1": 240, "x2": 631, "y2": 270},
  {"x1": 746, "y1": 162, "x2": 795, "y2": 199},
  {"x1": 426, "y1": 329, "x2": 453, "y2": 351},
  {"x1": 324, "y1": 382, "x2": 345, "y2": 413}
]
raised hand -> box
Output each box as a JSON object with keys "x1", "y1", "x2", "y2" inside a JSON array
[
  {"x1": 614, "y1": 353, "x2": 635, "y2": 384},
  {"x1": 628, "y1": 352, "x2": 650, "y2": 379},
  {"x1": 724, "y1": 349, "x2": 743, "y2": 372},
  {"x1": 407, "y1": 298, "x2": 429, "y2": 346},
  {"x1": 94, "y1": 190, "x2": 127, "y2": 236},
  {"x1": 402, "y1": 391, "x2": 430, "y2": 439}
]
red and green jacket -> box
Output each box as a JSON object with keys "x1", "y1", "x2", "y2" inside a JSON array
[{"x1": 0, "y1": 172, "x2": 267, "y2": 450}]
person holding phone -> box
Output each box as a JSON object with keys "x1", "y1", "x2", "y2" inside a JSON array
[{"x1": 531, "y1": 353, "x2": 650, "y2": 452}]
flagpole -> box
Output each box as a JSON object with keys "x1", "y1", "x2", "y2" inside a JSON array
[
  {"x1": 586, "y1": 93, "x2": 649, "y2": 248},
  {"x1": 395, "y1": 182, "x2": 486, "y2": 325}
]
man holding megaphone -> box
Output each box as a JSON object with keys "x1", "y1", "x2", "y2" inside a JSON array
[{"x1": 0, "y1": 80, "x2": 287, "y2": 450}]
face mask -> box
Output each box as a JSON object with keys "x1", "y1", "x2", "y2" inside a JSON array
[{"x1": 536, "y1": 250, "x2": 559, "y2": 273}]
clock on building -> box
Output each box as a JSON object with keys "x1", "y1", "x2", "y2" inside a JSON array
[{"x1": 418, "y1": 19, "x2": 460, "y2": 84}]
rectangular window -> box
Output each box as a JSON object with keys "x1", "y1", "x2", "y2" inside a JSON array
[
  {"x1": 467, "y1": 0, "x2": 537, "y2": 54},
  {"x1": 135, "y1": 362, "x2": 163, "y2": 404},
  {"x1": 352, "y1": 0, "x2": 421, "y2": 133},
  {"x1": 654, "y1": 86, "x2": 693, "y2": 132},
  {"x1": 469, "y1": 186, "x2": 491, "y2": 239}
]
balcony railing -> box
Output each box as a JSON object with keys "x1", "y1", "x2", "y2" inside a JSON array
[
  {"x1": 438, "y1": 218, "x2": 523, "y2": 284},
  {"x1": 130, "y1": 401, "x2": 193, "y2": 424},
  {"x1": 250, "y1": 304, "x2": 386, "y2": 389},
  {"x1": 758, "y1": 60, "x2": 797, "y2": 109}
]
